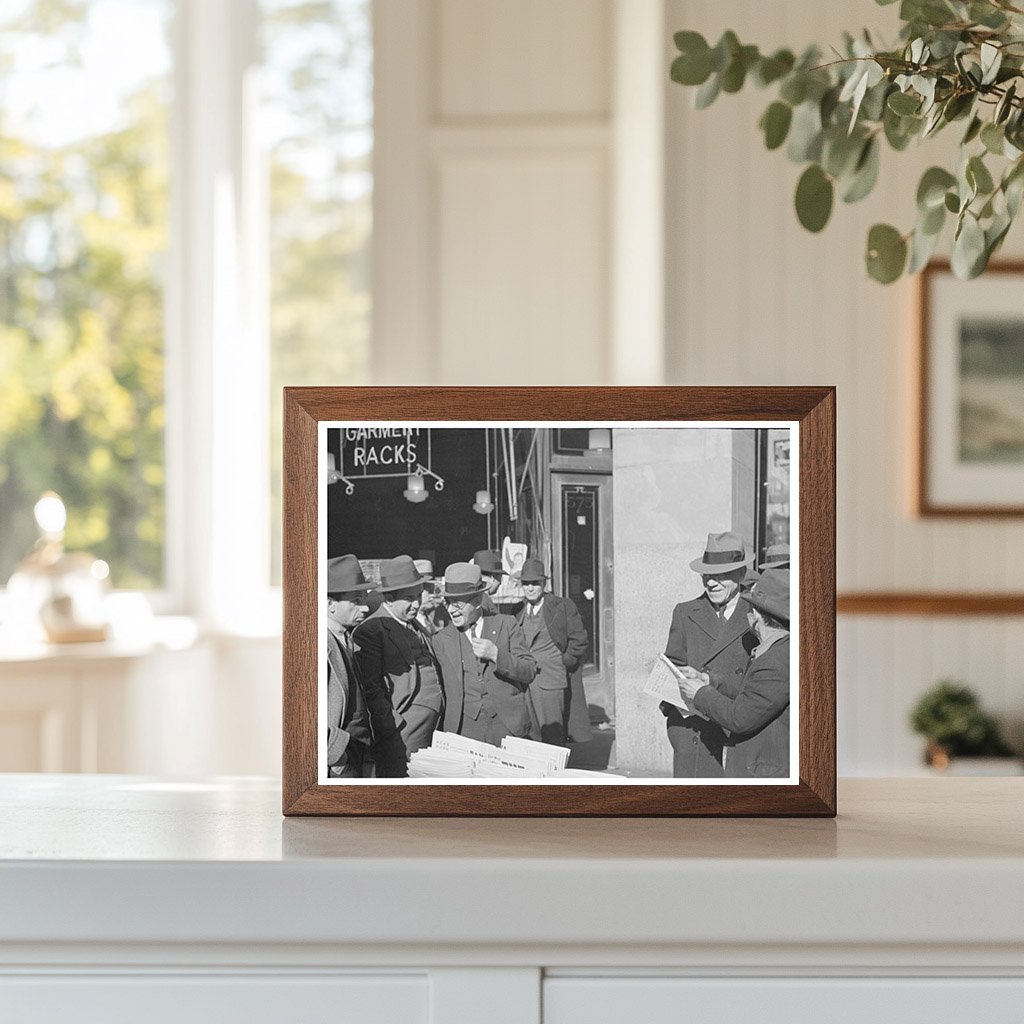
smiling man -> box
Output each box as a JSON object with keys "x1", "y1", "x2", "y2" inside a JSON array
[
  {"x1": 431, "y1": 562, "x2": 536, "y2": 744},
  {"x1": 660, "y1": 532, "x2": 757, "y2": 778}
]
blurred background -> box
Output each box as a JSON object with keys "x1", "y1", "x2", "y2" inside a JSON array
[{"x1": 0, "y1": 0, "x2": 1021, "y2": 778}]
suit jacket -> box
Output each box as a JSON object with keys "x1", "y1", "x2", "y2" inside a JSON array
[
  {"x1": 326, "y1": 628, "x2": 363, "y2": 770},
  {"x1": 693, "y1": 634, "x2": 790, "y2": 778},
  {"x1": 433, "y1": 612, "x2": 537, "y2": 737},
  {"x1": 327, "y1": 624, "x2": 407, "y2": 778},
  {"x1": 515, "y1": 593, "x2": 592, "y2": 742},
  {"x1": 354, "y1": 607, "x2": 444, "y2": 731},
  {"x1": 663, "y1": 594, "x2": 756, "y2": 776}
]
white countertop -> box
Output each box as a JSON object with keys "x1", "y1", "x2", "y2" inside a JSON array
[{"x1": 1, "y1": 775, "x2": 1022, "y2": 952}]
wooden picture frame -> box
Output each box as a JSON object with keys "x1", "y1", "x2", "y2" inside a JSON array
[
  {"x1": 917, "y1": 261, "x2": 1024, "y2": 517},
  {"x1": 283, "y1": 387, "x2": 836, "y2": 817}
]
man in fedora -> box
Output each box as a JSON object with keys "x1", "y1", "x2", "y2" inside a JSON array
[
  {"x1": 677, "y1": 568, "x2": 791, "y2": 778},
  {"x1": 325, "y1": 554, "x2": 406, "y2": 778},
  {"x1": 515, "y1": 557, "x2": 592, "y2": 746},
  {"x1": 355, "y1": 555, "x2": 444, "y2": 761},
  {"x1": 413, "y1": 558, "x2": 449, "y2": 635},
  {"x1": 660, "y1": 531, "x2": 757, "y2": 778},
  {"x1": 432, "y1": 562, "x2": 536, "y2": 744},
  {"x1": 759, "y1": 543, "x2": 790, "y2": 570},
  {"x1": 472, "y1": 549, "x2": 508, "y2": 614}
]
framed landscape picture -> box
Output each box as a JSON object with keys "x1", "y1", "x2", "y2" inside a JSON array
[
  {"x1": 917, "y1": 262, "x2": 1024, "y2": 516},
  {"x1": 282, "y1": 387, "x2": 836, "y2": 816}
]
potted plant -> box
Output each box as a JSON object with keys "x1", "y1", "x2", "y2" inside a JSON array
[{"x1": 909, "y1": 679, "x2": 1018, "y2": 771}]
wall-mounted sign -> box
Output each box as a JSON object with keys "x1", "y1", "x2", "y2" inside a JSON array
[{"x1": 333, "y1": 428, "x2": 444, "y2": 495}]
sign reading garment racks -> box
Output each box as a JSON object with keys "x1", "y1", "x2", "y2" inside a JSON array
[{"x1": 330, "y1": 427, "x2": 445, "y2": 495}]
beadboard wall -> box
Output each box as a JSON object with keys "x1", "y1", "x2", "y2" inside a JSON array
[
  {"x1": 664, "y1": 0, "x2": 1024, "y2": 772},
  {"x1": 369, "y1": 0, "x2": 1024, "y2": 775}
]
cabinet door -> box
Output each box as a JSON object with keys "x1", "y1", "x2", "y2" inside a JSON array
[
  {"x1": 544, "y1": 977, "x2": 1024, "y2": 1024},
  {"x1": 0, "y1": 974, "x2": 428, "y2": 1024}
]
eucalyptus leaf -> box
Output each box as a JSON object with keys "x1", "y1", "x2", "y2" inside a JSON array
[
  {"x1": 970, "y1": 2, "x2": 1009, "y2": 30},
  {"x1": 822, "y1": 129, "x2": 863, "y2": 178},
  {"x1": 754, "y1": 49, "x2": 795, "y2": 87},
  {"x1": 779, "y1": 74, "x2": 807, "y2": 106},
  {"x1": 917, "y1": 166, "x2": 957, "y2": 210},
  {"x1": 760, "y1": 102, "x2": 793, "y2": 150},
  {"x1": 888, "y1": 91, "x2": 921, "y2": 115},
  {"x1": 787, "y1": 101, "x2": 824, "y2": 162},
  {"x1": 980, "y1": 42, "x2": 1002, "y2": 87},
  {"x1": 908, "y1": 221, "x2": 943, "y2": 273},
  {"x1": 995, "y1": 82, "x2": 1017, "y2": 124},
  {"x1": 967, "y1": 154, "x2": 995, "y2": 196},
  {"x1": 842, "y1": 137, "x2": 881, "y2": 203},
  {"x1": 962, "y1": 115, "x2": 983, "y2": 145},
  {"x1": 981, "y1": 122, "x2": 1005, "y2": 155},
  {"x1": 951, "y1": 212, "x2": 986, "y2": 278},
  {"x1": 709, "y1": 31, "x2": 739, "y2": 72},
  {"x1": 694, "y1": 73, "x2": 721, "y2": 110},
  {"x1": 944, "y1": 190, "x2": 961, "y2": 213},
  {"x1": 866, "y1": 223, "x2": 908, "y2": 283},
  {"x1": 921, "y1": 200, "x2": 946, "y2": 235},
  {"x1": 795, "y1": 164, "x2": 834, "y2": 232}
]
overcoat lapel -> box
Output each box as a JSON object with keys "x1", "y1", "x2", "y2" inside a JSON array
[{"x1": 704, "y1": 597, "x2": 752, "y2": 662}]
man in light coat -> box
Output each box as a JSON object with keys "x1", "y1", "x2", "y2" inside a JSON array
[{"x1": 431, "y1": 562, "x2": 536, "y2": 744}]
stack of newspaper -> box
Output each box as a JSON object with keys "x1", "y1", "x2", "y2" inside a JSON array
[{"x1": 408, "y1": 732, "x2": 619, "y2": 779}]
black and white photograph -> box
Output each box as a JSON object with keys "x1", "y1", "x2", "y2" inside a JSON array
[{"x1": 318, "y1": 421, "x2": 798, "y2": 785}]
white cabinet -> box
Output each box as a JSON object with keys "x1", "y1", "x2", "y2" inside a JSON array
[
  {"x1": 544, "y1": 978, "x2": 1024, "y2": 1024},
  {"x1": 1, "y1": 975, "x2": 428, "y2": 1024},
  {"x1": 1, "y1": 777, "x2": 1022, "y2": 1021}
]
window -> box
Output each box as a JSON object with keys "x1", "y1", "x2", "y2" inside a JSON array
[
  {"x1": 0, "y1": 0, "x2": 172, "y2": 589},
  {"x1": 262, "y1": 0, "x2": 373, "y2": 582},
  {"x1": 0, "y1": 0, "x2": 374, "y2": 618}
]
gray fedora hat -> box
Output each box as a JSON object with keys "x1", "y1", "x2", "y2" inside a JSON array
[{"x1": 689, "y1": 531, "x2": 754, "y2": 574}]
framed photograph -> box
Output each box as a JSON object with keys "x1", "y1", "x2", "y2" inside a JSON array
[
  {"x1": 917, "y1": 261, "x2": 1024, "y2": 516},
  {"x1": 283, "y1": 387, "x2": 836, "y2": 816}
]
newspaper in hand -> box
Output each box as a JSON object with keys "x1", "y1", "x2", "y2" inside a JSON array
[{"x1": 644, "y1": 654, "x2": 708, "y2": 719}]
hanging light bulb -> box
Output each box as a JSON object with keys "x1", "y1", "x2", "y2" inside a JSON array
[
  {"x1": 326, "y1": 452, "x2": 343, "y2": 485},
  {"x1": 587, "y1": 428, "x2": 611, "y2": 451},
  {"x1": 404, "y1": 473, "x2": 428, "y2": 503},
  {"x1": 473, "y1": 489, "x2": 493, "y2": 515}
]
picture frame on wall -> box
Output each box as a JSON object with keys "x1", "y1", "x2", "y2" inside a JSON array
[
  {"x1": 282, "y1": 387, "x2": 836, "y2": 817},
  {"x1": 917, "y1": 261, "x2": 1024, "y2": 517}
]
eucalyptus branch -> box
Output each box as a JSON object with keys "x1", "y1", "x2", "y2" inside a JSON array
[{"x1": 670, "y1": 1, "x2": 1024, "y2": 283}]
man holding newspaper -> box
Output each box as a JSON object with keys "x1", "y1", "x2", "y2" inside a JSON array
[
  {"x1": 654, "y1": 533, "x2": 759, "y2": 779},
  {"x1": 651, "y1": 532, "x2": 791, "y2": 779}
]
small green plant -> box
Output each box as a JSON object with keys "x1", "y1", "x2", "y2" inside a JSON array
[
  {"x1": 670, "y1": 0, "x2": 1024, "y2": 283},
  {"x1": 909, "y1": 679, "x2": 1015, "y2": 757}
]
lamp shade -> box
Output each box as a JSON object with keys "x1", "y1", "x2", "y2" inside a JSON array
[{"x1": 588, "y1": 428, "x2": 611, "y2": 451}]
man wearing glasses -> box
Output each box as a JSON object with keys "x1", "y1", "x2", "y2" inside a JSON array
[{"x1": 431, "y1": 562, "x2": 537, "y2": 744}]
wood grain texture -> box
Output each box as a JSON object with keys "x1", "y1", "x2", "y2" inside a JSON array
[
  {"x1": 838, "y1": 593, "x2": 1024, "y2": 616},
  {"x1": 281, "y1": 387, "x2": 836, "y2": 817},
  {"x1": 916, "y1": 260, "x2": 1024, "y2": 518}
]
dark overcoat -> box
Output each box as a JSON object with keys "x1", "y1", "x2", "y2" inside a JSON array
[
  {"x1": 515, "y1": 593, "x2": 593, "y2": 743},
  {"x1": 662, "y1": 594, "x2": 756, "y2": 777},
  {"x1": 354, "y1": 607, "x2": 444, "y2": 755},
  {"x1": 693, "y1": 634, "x2": 791, "y2": 778},
  {"x1": 326, "y1": 626, "x2": 407, "y2": 777}
]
